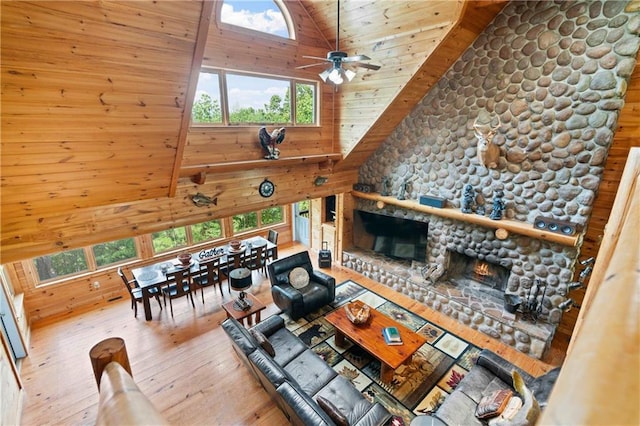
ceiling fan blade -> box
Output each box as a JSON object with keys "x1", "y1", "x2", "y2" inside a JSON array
[
  {"x1": 342, "y1": 55, "x2": 371, "y2": 63},
  {"x1": 296, "y1": 62, "x2": 328, "y2": 70},
  {"x1": 302, "y1": 55, "x2": 332, "y2": 62},
  {"x1": 352, "y1": 62, "x2": 381, "y2": 71}
]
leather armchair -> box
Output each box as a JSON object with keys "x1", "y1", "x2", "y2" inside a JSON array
[{"x1": 267, "y1": 251, "x2": 335, "y2": 320}]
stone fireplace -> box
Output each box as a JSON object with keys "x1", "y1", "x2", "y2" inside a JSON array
[
  {"x1": 444, "y1": 250, "x2": 510, "y2": 302},
  {"x1": 342, "y1": 2, "x2": 639, "y2": 359}
]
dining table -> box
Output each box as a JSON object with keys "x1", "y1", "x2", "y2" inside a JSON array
[{"x1": 132, "y1": 235, "x2": 278, "y2": 321}]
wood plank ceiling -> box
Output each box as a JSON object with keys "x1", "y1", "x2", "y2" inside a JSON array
[{"x1": 0, "y1": 1, "x2": 506, "y2": 263}]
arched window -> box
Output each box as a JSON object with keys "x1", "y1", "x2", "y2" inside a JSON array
[{"x1": 220, "y1": 0, "x2": 293, "y2": 39}]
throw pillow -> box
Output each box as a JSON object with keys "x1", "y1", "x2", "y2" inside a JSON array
[
  {"x1": 289, "y1": 267, "x2": 310, "y2": 289},
  {"x1": 249, "y1": 329, "x2": 275, "y2": 357},
  {"x1": 475, "y1": 389, "x2": 513, "y2": 419},
  {"x1": 316, "y1": 396, "x2": 349, "y2": 426}
]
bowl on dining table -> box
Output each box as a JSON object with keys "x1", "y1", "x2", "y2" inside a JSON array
[
  {"x1": 177, "y1": 252, "x2": 192, "y2": 266},
  {"x1": 229, "y1": 240, "x2": 242, "y2": 251}
]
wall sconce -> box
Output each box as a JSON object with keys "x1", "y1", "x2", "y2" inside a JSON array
[{"x1": 314, "y1": 176, "x2": 328, "y2": 186}]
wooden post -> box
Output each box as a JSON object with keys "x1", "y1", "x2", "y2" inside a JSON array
[{"x1": 89, "y1": 337, "x2": 131, "y2": 389}]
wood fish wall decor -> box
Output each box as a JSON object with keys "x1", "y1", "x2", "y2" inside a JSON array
[{"x1": 191, "y1": 193, "x2": 218, "y2": 207}]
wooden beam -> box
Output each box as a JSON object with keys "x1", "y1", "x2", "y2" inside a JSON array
[{"x1": 169, "y1": 0, "x2": 214, "y2": 196}]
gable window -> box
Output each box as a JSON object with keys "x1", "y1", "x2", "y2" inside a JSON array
[
  {"x1": 220, "y1": 0, "x2": 291, "y2": 39},
  {"x1": 192, "y1": 71, "x2": 316, "y2": 126}
]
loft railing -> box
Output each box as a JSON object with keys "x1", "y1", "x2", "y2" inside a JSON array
[{"x1": 90, "y1": 337, "x2": 169, "y2": 426}]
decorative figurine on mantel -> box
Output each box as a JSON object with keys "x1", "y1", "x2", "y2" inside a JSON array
[
  {"x1": 476, "y1": 203, "x2": 486, "y2": 216},
  {"x1": 490, "y1": 190, "x2": 506, "y2": 220},
  {"x1": 461, "y1": 184, "x2": 475, "y2": 213},
  {"x1": 380, "y1": 176, "x2": 391, "y2": 196},
  {"x1": 258, "y1": 126, "x2": 286, "y2": 159},
  {"x1": 397, "y1": 177, "x2": 411, "y2": 200}
]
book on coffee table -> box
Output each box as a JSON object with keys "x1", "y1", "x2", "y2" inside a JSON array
[{"x1": 382, "y1": 326, "x2": 403, "y2": 345}]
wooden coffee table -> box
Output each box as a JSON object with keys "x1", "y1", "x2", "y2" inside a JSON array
[
  {"x1": 222, "y1": 293, "x2": 266, "y2": 327},
  {"x1": 325, "y1": 304, "x2": 427, "y2": 383}
]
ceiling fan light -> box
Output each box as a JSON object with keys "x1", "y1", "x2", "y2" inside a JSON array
[
  {"x1": 319, "y1": 69, "x2": 331, "y2": 83},
  {"x1": 328, "y1": 68, "x2": 343, "y2": 84},
  {"x1": 344, "y1": 68, "x2": 356, "y2": 82}
]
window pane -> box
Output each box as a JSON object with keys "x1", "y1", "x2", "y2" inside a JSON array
[
  {"x1": 221, "y1": 0, "x2": 289, "y2": 38},
  {"x1": 151, "y1": 228, "x2": 187, "y2": 253},
  {"x1": 232, "y1": 212, "x2": 258, "y2": 233},
  {"x1": 261, "y1": 207, "x2": 284, "y2": 226},
  {"x1": 227, "y1": 74, "x2": 290, "y2": 124},
  {"x1": 295, "y1": 83, "x2": 315, "y2": 124},
  {"x1": 193, "y1": 72, "x2": 222, "y2": 124},
  {"x1": 92, "y1": 238, "x2": 137, "y2": 267},
  {"x1": 34, "y1": 249, "x2": 88, "y2": 282},
  {"x1": 191, "y1": 220, "x2": 223, "y2": 243}
]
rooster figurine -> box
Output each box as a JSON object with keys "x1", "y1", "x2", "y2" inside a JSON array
[{"x1": 259, "y1": 126, "x2": 286, "y2": 159}]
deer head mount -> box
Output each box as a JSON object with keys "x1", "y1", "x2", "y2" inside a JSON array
[{"x1": 473, "y1": 116, "x2": 501, "y2": 169}]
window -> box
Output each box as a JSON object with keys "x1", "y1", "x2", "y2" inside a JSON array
[
  {"x1": 191, "y1": 219, "x2": 223, "y2": 243},
  {"x1": 261, "y1": 206, "x2": 284, "y2": 226},
  {"x1": 92, "y1": 238, "x2": 137, "y2": 268},
  {"x1": 227, "y1": 74, "x2": 290, "y2": 124},
  {"x1": 192, "y1": 71, "x2": 317, "y2": 126},
  {"x1": 295, "y1": 83, "x2": 315, "y2": 124},
  {"x1": 233, "y1": 212, "x2": 258, "y2": 233},
  {"x1": 34, "y1": 249, "x2": 88, "y2": 282},
  {"x1": 221, "y1": 0, "x2": 290, "y2": 39},
  {"x1": 192, "y1": 73, "x2": 222, "y2": 124},
  {"x1": 151, "y1": 228, "x2": 187, "y2": 254}
]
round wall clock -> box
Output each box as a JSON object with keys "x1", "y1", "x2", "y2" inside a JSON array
[{"x1": 259, "y1": 179, "x2": 275, "y2": 198}]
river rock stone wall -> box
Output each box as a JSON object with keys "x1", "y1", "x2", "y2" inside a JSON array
[
  {"x1": 360, "y1": 0, "x2": 640, "y2": 224},
  {"x1": 351, "y1": 1, "x2": 640, "y2": 357}
]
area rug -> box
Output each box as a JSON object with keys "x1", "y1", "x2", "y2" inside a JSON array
[{"x1": 279, "y1": 280, "x2": 481, "y2": 425}]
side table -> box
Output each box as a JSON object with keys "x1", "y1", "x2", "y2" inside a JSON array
[{"x1": 222, "y1": 293, "x2": 266, "y2": 327}]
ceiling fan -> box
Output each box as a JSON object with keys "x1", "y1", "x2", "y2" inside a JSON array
[{"x1": 297, "y1": 0, "x2": 381, "y2": 85}]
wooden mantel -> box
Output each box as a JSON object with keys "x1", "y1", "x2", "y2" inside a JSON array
[
  {"x1": 180, "y1": 153, "x2": 342, "y2": 183},
  {"x1": 352, "y1": 191, "x2": 581, "y2": 247}
]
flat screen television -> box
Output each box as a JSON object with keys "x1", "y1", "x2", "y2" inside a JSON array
[{"x1": 353, "y1": 210, "x2": 428, "y2": 263}]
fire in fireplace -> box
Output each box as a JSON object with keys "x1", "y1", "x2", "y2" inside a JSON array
[{"x1": 444, "y1": 250, "x2": 510, "y2": 301}]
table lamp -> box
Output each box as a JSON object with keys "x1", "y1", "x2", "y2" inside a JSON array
[{"x1": 229, "y1": 268, "x2": 253, "y2": 311}]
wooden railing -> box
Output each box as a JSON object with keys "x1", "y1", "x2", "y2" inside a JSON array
[
  {"x1": 90, "y1": 338, "x2": 169, "y2": 426},
  {"x1": 539, "y1": 148, "x2": 640, "y2": 425}
]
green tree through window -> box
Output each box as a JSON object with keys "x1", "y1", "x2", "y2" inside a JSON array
[
  {"x1": 34, "y1": 249, "x2": 88, "y2": 282},
  {"x1": 192, "y1": 220, "x2": 223, "y2": 243},
  {"x1": 93, "y1": 238, "x2": 137, "y2": 267}
]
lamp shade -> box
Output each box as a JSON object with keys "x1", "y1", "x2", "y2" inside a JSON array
[{"x1": 229, "y1": 268, "x2": 252, "y2": 291}]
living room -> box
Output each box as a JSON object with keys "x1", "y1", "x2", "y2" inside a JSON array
[{"x1": 1, "y1": 1, "x2": 639, "y2": 425}]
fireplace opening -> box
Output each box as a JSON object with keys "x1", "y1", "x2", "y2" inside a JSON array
[
  {"x1": 353, "y1": 210, "x2": 428, "y2": 263},
  {"x1": 444, "y1": 250, "x2": 510, "y2": 301}
]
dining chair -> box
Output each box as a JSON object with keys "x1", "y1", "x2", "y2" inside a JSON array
[
  {"x1": 192, "y1": 256, "x2": 227, "y2": 303},
  {"x1": 117, "y1": 267, "x2": 162, "y2": 318},
  {"x1": 243, "y1": 244, "x2": 268, "y2": 276},
  {"x1": 162, "y1": 268, "x2": 195, "y2": 317},
  {"x1": 266, "y1": 229, "x2": 279, "y2": 262}
]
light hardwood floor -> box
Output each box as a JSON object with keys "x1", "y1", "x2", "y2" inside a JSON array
[{"x1": 19, "y1": 243, "x2": 566, "y2": 425}]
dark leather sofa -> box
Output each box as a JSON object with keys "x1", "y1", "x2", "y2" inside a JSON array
[
  {"x1": 417, "y1": 349, "x2": 560, "y2": 425},
  {"x1": 222, "y1": 314, "x2": 392, "y2": 426},
  {"x1": 267, "y1": 251, "x2": 336, "y2": 320}
]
